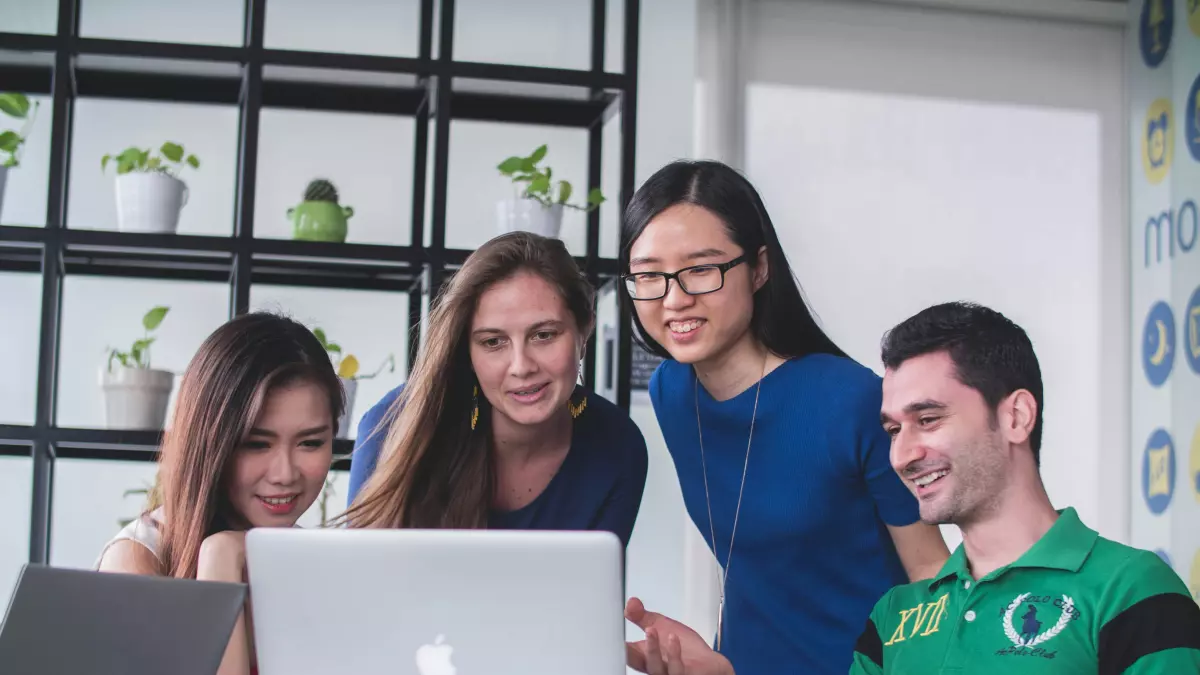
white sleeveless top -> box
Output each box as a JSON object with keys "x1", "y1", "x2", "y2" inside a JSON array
[{"x1": 94, "y1": 507, "x2": 165, "y2": 569}]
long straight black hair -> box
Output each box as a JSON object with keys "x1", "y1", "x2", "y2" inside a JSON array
[{"x1": 619, "y1": 159, "x2": 847, "y2": 362}]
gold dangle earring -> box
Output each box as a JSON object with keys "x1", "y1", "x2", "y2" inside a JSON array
[
  {"x1": 471, "y1": 385, "x2": 480, "y2": 430},
  {"x1": 568, "y1": 356, "x2": 587, "y2": 419}
]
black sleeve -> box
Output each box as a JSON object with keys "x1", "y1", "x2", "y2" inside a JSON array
[
  {"x1": 1097, "y1": 592, "x2": 1200, "y2": 675},
  {"x1": 853, "y1": 617, "x2": 884, "y2": 669}
]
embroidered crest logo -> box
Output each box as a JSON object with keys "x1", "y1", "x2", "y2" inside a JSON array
[{"x1": 1002, "y1": 593, "x2": 1074, "y2": 648}]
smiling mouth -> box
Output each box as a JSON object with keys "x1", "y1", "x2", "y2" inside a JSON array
[
  {"x1": 912, "y1": 470, "x2": 950, "y2": 488},
  {"x1": 668, "y1": 319, "x2": 704, "y2": 334},
  {"x1": 511, "y1": 383, "x2": 548, "y2": 396},
  {"x1": 259, "y1": 495, "x2": 297, "y2": 506}
]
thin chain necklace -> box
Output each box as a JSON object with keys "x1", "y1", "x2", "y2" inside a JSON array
[{"x1": 696, "y1": 355, "x2": 766, "y2": 653}]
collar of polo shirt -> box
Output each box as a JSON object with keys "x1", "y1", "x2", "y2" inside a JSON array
[{"x1": 928, "y1": 508, "x2": 1100, "y2": 592}]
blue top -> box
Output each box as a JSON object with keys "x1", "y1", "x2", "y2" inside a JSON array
[
  {"x1": 347, "y1": 383, "x2": 650, "y2": 548},
  {"x1": 649, "y1": 354, "x2": 919, "y2": 675}
]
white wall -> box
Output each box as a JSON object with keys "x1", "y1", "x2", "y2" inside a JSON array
[
  {"x1": 731, "y1": 0, "x2": 1129, "y2": 551},
  {"x1": 0, "y1": 0, "x2": 699, "y2": 633}
]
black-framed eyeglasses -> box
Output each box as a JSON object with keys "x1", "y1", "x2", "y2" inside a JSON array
[{"x1": 620, "y1": 255, "x2": 748, "y2": 301}]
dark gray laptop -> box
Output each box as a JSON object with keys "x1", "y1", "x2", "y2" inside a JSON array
[{"x1": 0, "y1": 564, "x2": 246, "y2": 675}]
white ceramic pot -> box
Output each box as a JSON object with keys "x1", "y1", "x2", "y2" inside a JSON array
[
  {"x1": 337, "y1": 377, "x2": 358, "y2": 439},
  {"x1": 496, "y1": 198, "x2": 564, "y2": 238},
  {"x1": 100, "y1": 366, "x2": 175, "y2": 430},
  {"x1": 115, "y1": 172, "x2": 188, "y2": 234},
  {"x1": 0, "y1": 165, "x2": 8, "y2": 219}
]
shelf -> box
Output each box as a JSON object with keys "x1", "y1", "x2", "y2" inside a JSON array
[
  {"x1": 44, "y1": 427, "x2": 353, "y2": 469},
  {"x1": 0, "y1": 35, "x2": 627, "y2": 128},
  {"x1": 1, "y1": 228, "x2": 621, "y2": 287}
]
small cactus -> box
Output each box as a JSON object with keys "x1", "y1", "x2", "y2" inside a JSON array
[{"x1": 304, "y1": 178, "x2": 339, "y2": 203}]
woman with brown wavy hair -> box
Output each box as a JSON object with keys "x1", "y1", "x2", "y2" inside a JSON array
[
  {"x1": 343, "y1": 231, "x2": 648, "y2": 546},
  {"x1": 95, "y1": 312, "x2": 343, "y2": 675}
]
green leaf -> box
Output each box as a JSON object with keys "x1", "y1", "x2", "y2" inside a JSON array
[
  {"x1": 520, "y1": 157, "x2": 536, "y2": 172},
  {"x1": 0, "y1": 93, "x2": 30, "y2": 119},
  {"x1": 101, "y1": 154, "x2": 111, "y2": 171},
  {"x1": 313, "y1": 328, "x2": 328, "y2": 347},
  {"x1": 146, "y1": 156, "x2": 161, "y2": 170},
  {"x1": 587, "y1": 187, "x2": 605, "y2": 206},
  {"x1": 325, "y1": 342, "x2": 342, "y2": 354},
  {"x1": 143, "y1": 306, "x2": 169, "y2": 331},
  {"x1": 116, "y1": 158, "x2": 135, "y2": 174},
  {"x1": 528, "y1": 174, "x2": 550, "y2": 195},
  {"x1": 530, "y1": 144, "x2": 547, "y2": 164},
  {"x1": 557, "y1": 180, "x2": 572, "y2": 204},
  {"x1": 160, "y1": 142, "x2": 184, "y2": 162},
  {"x1": 132, "y1": 337, "x2": 155, "y2": 352},
  {"x1": 497, "y1": 156, "x2": 524, "y2": 174},
  {"x1": 0, "y1": 131, "x2": 19, "y2": 152},
  {"x1": 186, "y1": 154, "x2": 199, "y2": 169}
]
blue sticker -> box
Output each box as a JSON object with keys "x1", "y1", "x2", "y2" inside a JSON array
[
  {"x1": 1143, "y1": 428, "x2": 1177, "y2": 515},
  {"x1": 1187, "y1": 72, "x2": 1200, "y2": 163},
  {"x1": 1140, "y1": 0, "x2": 1174, "y2": 68},
  {"x1": 1186, "y1": 285, "x2": 1200, "y2": 375},
  {"x1": 1143, "y1": 301, "x2": 1176, "y2": 386}
]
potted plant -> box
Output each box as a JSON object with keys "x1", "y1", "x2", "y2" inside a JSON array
[
  {"x1": 495, "y1": 144, "x2": 605, "y2": 239},
  {"x1": 101, "y1": 142, "x2": 200, "y2": 234},
  {"x1": 101, "y1": 306, "x2": 174, "y2": 430},
  {"x1": 0, "y1": 92, "x2": 39, "y2": 217},
  {"x1": 289, "y1": 178, "x2": 354, "y2": 243},
  {"x1": 312, "y1": 327, "x2": 395, "y2": 439}
]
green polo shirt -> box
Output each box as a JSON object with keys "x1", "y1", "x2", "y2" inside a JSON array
[{"x1": 849, "y1": 508, "x2": 1200, "y2": 674}]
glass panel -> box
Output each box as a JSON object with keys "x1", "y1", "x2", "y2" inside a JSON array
[
  {"x1": 264, "y1": 0, "x2": 421, "y2": 58},
  {"x1": 0, "y1": 454, "x2": 32, "y2": 602},
  {"x1": 453, "y1": 0, "x2": 591, "y2": 71},
  {"x1": 0, "y1": 94, "x2": 52, "y2": 228},
  {"x1": 56, "y1": 277, "x2": 231, "y2": 430},
  {"x1": 255, "y1": 107, "x2": 415, "y2": 246},
  {"x1": 79, "y1": 0, "x2": 245, "y2": 47},
  {"x1": 0, "y1": 0, "x2": 57, "y2": 35},
  {"x1": 605, "y1": 0, "x2": 625, "y2": 75},
  {"x1": 0, "y1": 272, "x2": 41, "y2": 426},
  {"x1": 248, "y1": 285, "x2": 408, "y2": 440},
  {"x1": 443, "y1": 120, "x2": 589, "y2": 254},
  {"x1": 67, "y1": 98, "x2": 240, "y2": 236},
  {"x1": 600, "y1": 109, "x2": 622, "y2": 260},
  {"x1": 51, "y1": 457, "x2": 161, "y2": 570}
]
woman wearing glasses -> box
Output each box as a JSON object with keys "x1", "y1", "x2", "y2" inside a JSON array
[{"x1": 618, "y1": 160, "x2": 949, "y2": 675}]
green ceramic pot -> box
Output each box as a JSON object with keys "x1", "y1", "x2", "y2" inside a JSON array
[{"x1": 289, "y1": 200, "x2": 353, "y2": 243}]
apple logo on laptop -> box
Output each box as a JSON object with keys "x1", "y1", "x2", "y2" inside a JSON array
[{"x1": 415, "y1": 634, "x2": 455, "y2": 675}]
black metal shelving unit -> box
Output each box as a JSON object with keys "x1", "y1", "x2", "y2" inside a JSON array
[{"x1": 0, "y1": 0, "x2": 640, "y2": 564}]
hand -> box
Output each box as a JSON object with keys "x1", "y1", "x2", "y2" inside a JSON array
[
  {"x1": 624, "y1": 597, "x2": 735, "y2": 675},
  {"x1": 197, "y1": 530, "x2": 247, "y2": 583}
]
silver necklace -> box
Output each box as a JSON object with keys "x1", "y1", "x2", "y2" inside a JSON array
[{"x1": 696, "y1": 357, "x2": 765, "y2": 653}]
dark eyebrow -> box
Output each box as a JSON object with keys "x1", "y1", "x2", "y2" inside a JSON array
[
  {"x1": 248, "y1": 425, "x2": 330, "y2": 438},
  {"x1": 880, "y1": 400, "x2": 947, "y2": 426},
  {"x1": 527, "y1": 319, "x2": 565, "y2": 332},
  {"x1": 629, "y1": 248, "x2": 729, "y2": 268}
]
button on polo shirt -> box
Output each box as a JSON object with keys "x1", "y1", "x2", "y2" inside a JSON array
[{"x1": 849, "y1": 508, "x2": 1200, "y2": 674}]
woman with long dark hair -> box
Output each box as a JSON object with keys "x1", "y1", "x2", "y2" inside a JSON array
[
  {"x1": 96, "y1": 312, "x2": 344, "y2": 675},
  {"x1": 618, "y1": 161, "x2": 949, "y2": 675},
  {"x1": 342, "y1": 231, "x2": 647, "y2": 546}
]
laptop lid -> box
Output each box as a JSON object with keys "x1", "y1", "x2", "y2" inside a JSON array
[
  {"x1": 0, "y1": 564, "x2": 246, "y2": 675},
  {"x1": 245, "y1": 528, "x2": 626, "y2": 675}
]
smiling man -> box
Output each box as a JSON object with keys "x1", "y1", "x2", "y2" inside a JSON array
[{"x1": 852, "y1": 301, "x2": 1200, "y2": 674}]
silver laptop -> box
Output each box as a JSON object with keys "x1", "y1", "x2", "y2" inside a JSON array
[
  {"x1": 245, "y1": 528, "x2": 626, "y2": 675},
  {"x1": 0, "y1": 564, "x2": 246, "y2": 675}
]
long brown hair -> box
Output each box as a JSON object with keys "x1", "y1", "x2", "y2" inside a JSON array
[
  {"x1": 154, "y1": 312, "x2": 343, "y2": 579},
  {"x1": 340, "y1": 232, "x2": 595, "y2": 530}
]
